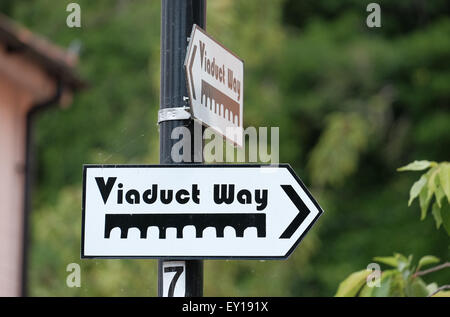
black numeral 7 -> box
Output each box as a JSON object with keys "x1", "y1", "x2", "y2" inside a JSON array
[{"x1": 164, "y1": 266, "x2": 184, "y2": 297}]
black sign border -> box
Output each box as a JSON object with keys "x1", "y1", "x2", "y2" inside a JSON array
[{"x1": 81, "y1": 164, "x2": 324, "y2": 260}]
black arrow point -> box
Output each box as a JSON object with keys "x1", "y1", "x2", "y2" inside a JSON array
[{"x1": 279, "y1": 184, "x2": 311, "y2": 239}]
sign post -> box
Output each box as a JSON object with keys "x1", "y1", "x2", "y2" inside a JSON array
[
  {"x1": 81, "y1": 0, "x2": 325, "y2": 298},
  {"x1": 158, "y1": 0, "x2": 206, "y2": 297}
]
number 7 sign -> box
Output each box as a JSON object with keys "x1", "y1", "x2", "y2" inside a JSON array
[{"x1": 162, "y1": 261, "x2": 186, "y2": 297}]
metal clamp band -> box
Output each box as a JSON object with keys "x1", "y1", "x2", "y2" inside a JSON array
[{"x1": 158, "y1": 107, "x2": 191, "y2": 123}]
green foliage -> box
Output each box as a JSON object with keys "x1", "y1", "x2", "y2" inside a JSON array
[
  {"x1": 359, "y1": 270, "x2": 404, "y2": 297},
  {"x1": 28, "y1": 186, "x2": 158, "y2": 296},
  {"x1": 335, "y1": 161, "x2": 449, "y2": 297},
  {"x1": 335, "y1": 270, "x2": 370, "y2": 297},
  {"x1": 398, "y1": 161, "x2": 450, "y2": 235},
  {"x1": 397, "y1": 160, "x2": 435, "y2": 172},
  {"x1": 417, "y1": 255, "x2": 440, "y2": 271},
  {"x1": 336, "y1": 253, "x2": 449, "y2": 297},
  {"x1": 308, "y1": 112, "x2": 369, "y2": 187},
  {"x1": 433, "y1": 291, "x2": 450, "y2": 297}
]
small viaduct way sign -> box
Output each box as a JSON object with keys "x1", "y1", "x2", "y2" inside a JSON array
[
  {"x1": 81, "y1": 164, "x2": 323, "y2": 259},
  {"x1": 184, "y1": 25, "x2": 244, "y2": 147}
]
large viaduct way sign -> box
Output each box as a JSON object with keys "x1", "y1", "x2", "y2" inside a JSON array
[
  {"x1": 81, "y1": 164, "x2": 323, "y2": 259},
  {"x1": 184, "y1": 25, "x2": 244, "y2": 147}
]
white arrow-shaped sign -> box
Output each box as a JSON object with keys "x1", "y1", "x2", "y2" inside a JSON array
[
  {"x1": 184, "y1": 25, "x2": 244, "y2": 147},
  {"x1": 82, "y1": 164, "x2": 323, "y2": 259}
]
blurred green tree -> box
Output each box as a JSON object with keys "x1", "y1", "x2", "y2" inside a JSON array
[{"x1": 3, "y1": 0, "x2": 448, "y2": 296}]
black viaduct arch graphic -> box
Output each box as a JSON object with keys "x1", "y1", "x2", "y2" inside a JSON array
[
  {"x1": 104, "y1": 213, "x2": 266, "y2": 239},
  {"x1": 201, "y1": 80, "x2": 240, "y2": 127}
]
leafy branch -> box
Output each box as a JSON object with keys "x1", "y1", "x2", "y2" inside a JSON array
[
  {"x1": 413, "y1": 262, "x2": 450, "y2": 278},
  {"x1": 428, "y1": 285, "x2": 450, "y2": 297},
  {"x1": 397, "y1": 160, "x2": 450, "y2": 235},
  {"x1": 335, "y1": 160, "x2": 450, "y2": 297},
  {"x1": 335, "y1": 254, "x2": 449, "y2": 297}
]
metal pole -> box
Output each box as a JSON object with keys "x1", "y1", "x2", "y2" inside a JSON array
[{"x1": 158, "y1": 0, "x2": 206, "y2": 297}]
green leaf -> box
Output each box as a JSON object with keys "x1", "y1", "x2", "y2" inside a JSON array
[
  {"x1": 417, "y1": 255, "x2": 440, "y2": 271},
  {"x1": 427, "y1": 167, "x2": 439, "y2": 198},
  {"x1": 441, "y1": 199, "x2": 450, "y2": 236},
  {"x1": 373, "y1": 256, "x2": 397, "y2": 268},
  {"x1": 335, "y1": 270, "x2": 370, "y2": 297},
  {"x1": 405, "y1": 277, "x2": 429, "y2": 297},
  {"x1": 408, "y1": 175, "x2": 427, "y2": 206},
  {"x1": 431, "y1": 202, "x2": 443, "y2": 229},
  {"x1": 439, "y1": 163, "x2": 450, "y2": 204},
  {"x1": 373, "y1": 273, "x2": 393, "y2": 297},
  {"x1": 397, "y1": 160, "x2": 433, "y2": 172},
  {"x1": 432, "y1": 290, "x2": 450, "y2": 297},
  {"x1": 358, "y1": 284, "x2": 374, "y2": 297},
  {"x1": 387, "y1": 271, "x2": 406, "y2": 297},
  {"x1": 419, "y1": 184, "x2": 432, "y2": 220},
  {"x1": 359, "y1": 270, "x2": 397, "y2": 297},
  {"x1": 426, "y1": 283, "x2": 438, "y2": 295},
  {"x1": 435, "y1": 186, "x2": 445, "y2": 208},
  {"x1": 395, "y1": 253, "x2": 412, "y2": 273}
]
